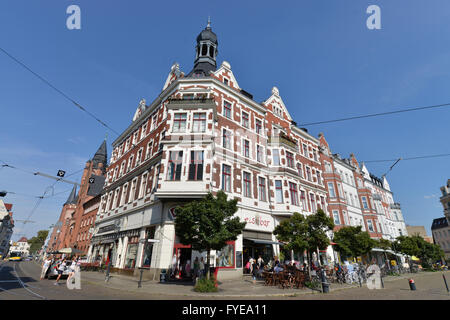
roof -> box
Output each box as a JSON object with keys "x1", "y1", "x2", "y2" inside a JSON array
[
  {"x1": 92, "y1": 140, "x2": 108, "y2": 174},
  {"x1": 87, "y1": 174, "x2": 106, "y2": 197},
  {"x1": 431, "y1": 217, "x2": 449, "y2": 230},
  {"x1": 64, "y1": 185, "x2": 78, "y2": 206},
  {"x1": 17, "y1": 237, "x2": 28, "y2": 243},
  {"x1": 4, "y1": 203, "x2": 12, "y2": 211}
]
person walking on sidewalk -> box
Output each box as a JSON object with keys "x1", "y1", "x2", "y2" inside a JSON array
[
  {"x1": 193, "y1": 257, "x2": 199, "y2": 281},
  {"x1": 40, "y1": 256, "x2": 52, "y2": 280},
  {"x1": 199, "y1": 257, "x2": 205, "y2": 279},
  {"x1": 252, "y1": 259, "x2": 259, "y2": 284}
]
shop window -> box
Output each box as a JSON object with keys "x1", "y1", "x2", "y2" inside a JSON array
[
  {"x1": 141, "y1": 227, "x2": 156, "y2": 268},
  {"x1": 124, "y1": 242, "x2": 139, "y2": 269},
  {"x1": 216, "y1": 241, "x2": 235, "y2": 268}
]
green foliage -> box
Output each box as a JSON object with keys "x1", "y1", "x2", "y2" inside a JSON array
[
  {"x1": 305, "y1": 209, "x2": 335, "y2": 252},
  {"x1": 194, "y1": 278, "x2": 218, "y2": 292},
  {"x1": 175, "y1": 191, "x2": 246, "y2": 252},
  {"x1": 174, "y1": 191, "x2": 246, "y2": 279},
  {"x1": 274, "y1": 209, "x2": 334, "y2": 256},
  {"x1": 394, "y1": 235, "x2": 445, "y2": 268},
  {"x1": 273, "y1": 212, "x2": 308, "y2": 254},
  {"x1": 376, "y1": 238, "x2": 392, "y2": 251},
  {"x1": 27, "y1": 230, "x2": 49, "y2": 254},
  {"x1": 333, "y1": 226, "x2": 377, "y2": 259}
]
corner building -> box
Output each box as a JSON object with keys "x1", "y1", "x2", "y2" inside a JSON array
[{"x1": 89, "y1": 23, "x2": 331, "y2": 279}]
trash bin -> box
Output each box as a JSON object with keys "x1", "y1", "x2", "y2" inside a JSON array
[{"x1": 160, "y1": 269, "x2": 166, "y2": 283}]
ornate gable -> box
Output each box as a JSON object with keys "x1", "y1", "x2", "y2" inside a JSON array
[
  {"x1": 262, "y1": 87, "x2": 293, "y2": 122},
  {"x1": 162, "y1": 62, "x2": 184, "y2": 91},
  {"x1": 212, "y1": 61, "x2": 240, "y2": 90}
]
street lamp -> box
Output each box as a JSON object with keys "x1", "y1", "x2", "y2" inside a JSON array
[{"x1": 0, "y1": 191, "x2": 7, "y2": 197}]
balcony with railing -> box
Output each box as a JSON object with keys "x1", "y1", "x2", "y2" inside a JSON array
[
  {"x1": 390, "y1": 203, "x2": 401, "y2": 210},
  {"x1": 267, "y1": 132, "x2": 298, "y2": 149}
]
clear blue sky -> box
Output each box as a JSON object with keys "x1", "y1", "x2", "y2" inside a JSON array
[{"x1": 1, "y1": 1, "x2": 448, "y2": 241}]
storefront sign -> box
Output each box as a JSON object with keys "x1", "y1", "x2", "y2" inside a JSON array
[{"x1": 242, "y1": 212, "x2": 272, "y2": 231}]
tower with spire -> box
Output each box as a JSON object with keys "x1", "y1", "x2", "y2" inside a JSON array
[{"x1": 187, "y1": 18, "x2": 219, "y2": 77}]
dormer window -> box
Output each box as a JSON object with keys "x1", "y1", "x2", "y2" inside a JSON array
[{"x1": 224, "y1": 78, "x2": 229, "y2": 85}]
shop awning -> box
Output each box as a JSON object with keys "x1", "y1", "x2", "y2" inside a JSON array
[{"x1": 246, "y1": 238, "x2": 284, "y2": 246}]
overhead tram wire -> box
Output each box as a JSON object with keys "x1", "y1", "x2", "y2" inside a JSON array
[
  {"x1": 362, "y1": 153, "x2": 450, "y2": 163},
  {"x1": 14, "y1": 169, "x2": 84, "y2": 237},
  {"x1": 0, "y1": 46, "x2": 120, "y2": 137},
  {"x1": 298, "y1": 102, "x2": 450, "y2": 126}
]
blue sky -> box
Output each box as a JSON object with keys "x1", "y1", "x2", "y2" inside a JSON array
[{"x1": 0, "y1": 0, "x2": 448, "y2": 241}]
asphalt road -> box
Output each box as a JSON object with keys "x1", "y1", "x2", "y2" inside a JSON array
[
  {"x1": 0, "y1": 260, "x2": 150, "y2": 300},
  {"x1": 1, "y1": 260, "x2": 449, "y2": 300}
]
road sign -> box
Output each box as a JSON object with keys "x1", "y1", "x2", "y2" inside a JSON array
[
  {"x1": 89, "y1": 177, "x2": 95, "y2": 184},
  {"x1": 57, "y1": 170, "x2": 66, "y2": 177}
]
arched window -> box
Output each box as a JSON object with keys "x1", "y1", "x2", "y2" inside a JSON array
[
  {"x1": 209, "y1": 45, "x2": 214, "y2": 58},
  {"x1": 202, "y1": 44, "x2": 207, "y2": 56}
]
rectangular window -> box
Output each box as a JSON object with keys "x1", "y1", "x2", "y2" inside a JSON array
[
  {"x1": 223, "y1": 101, "x2": 232, "y2": 119},
  {"x1": 222, "y1": 164, "x2": 231, "y2": 192},
  {"x1": 361, "y1": 196, "x2": 369, "y2": 209},
  {"x1": 173, "y1": 113, "x2": 187, "y2": 132},
  {"x1": 289, "y1": 182, "x2": 299, "y2": 206},
  {"x1": 306, "y1": 167, "x2": 312, "y2": 181},
  {"x1": 257, "y1": 145, "x2": 263, "y2": 163},
  {"x1": 300, "y1": 190, "x2": 307, "y2": 210},
  {"x1": 188, "y1": 151, "x2": 204, "y2": 181},
  {"x1": 120, "y1": 184, "x2": 128, "y2": 206},
  {"x1": 286, "y1": 151, "x2": 294, "y2": 168},
  {"x1": 146, "y1": 141, "x2": 153, "y2": 159},
  {"x1": 167, "y1": 151, "x2": 183, "y2": 181},
  {"x1": 141, "y1": 124, "x2": 147, "y2": 139},
  {"x1": 310, "y1": 194, "x2": 316, "y2": 213},
  {"x1": 367, "y1": 219, "x2": 374, "y2": 232},
  {"x1": 258, "y1": 177, "x2": 266, "y2": 202},
  {"x1": 129, "y1": 180, "x2": 137, "y2": 203},
  {"x1": 275, "y1": 180, "x2": 283, "y2": 203},
  {"x1": 151, "y1": 114, "x2": 157, "y2": 131},
  {"x1": 223, "y1": 129, "x2": 231, "y2": 149},
  {"x1": 243, "y1": 140, "x2": 250, "y2": 158},
  {"x1": 297, "y1": 163, "x2": 303, "y2": 178},
  {"x1": 255, "y1": 119, "x2": 262, "y2": 135},
  {"x1": 272, "y1": 149, "x2": 280, "y2": 166},
  {"x1": 242, "y1": 112, "x2": 249, "y2": 128},
  {"x1": 327, "y1": 183, "x2": 336, "y2": 198},
  {"x1": 316, "y1": 171, "x2": 321, "y2": 185},
  {"x1": 139, "y1": 173, "x2": 148, "y2": 198},
  {"x1": 333, "y1": 211, "x2": 340, "y2": 225},
  {"x1": 243, "y1": 172, "x2": 252, "y2": 198},
  {"x1": 320, "y1": 196, "x2": 325, "y2": 210},
  {"x1": 302, "y1": 144, "x2": 308, "y2": 157},
  {"x1": 193, "y1": 113, "x2": 206, "y2": 132}
]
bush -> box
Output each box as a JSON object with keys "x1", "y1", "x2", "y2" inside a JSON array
[{"x1": 194, "y1": 278, "x2": 218, "y2": 293}]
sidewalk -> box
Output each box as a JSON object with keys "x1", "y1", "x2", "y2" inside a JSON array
[{"x1": 79, "y1": 270, "x2": 422, "y2": 298}]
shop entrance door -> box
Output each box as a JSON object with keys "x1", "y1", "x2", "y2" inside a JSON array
[{"x1": 172, "y1": 243, "x2": 192, "y2": 280}]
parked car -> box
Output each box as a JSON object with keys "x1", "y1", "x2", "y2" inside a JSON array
[{"x1": 45, "y1": 261, "x2": 73, "y2": 279}]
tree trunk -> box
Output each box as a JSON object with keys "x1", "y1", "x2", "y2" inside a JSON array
[
  {"x1": 206, "y1": 249, "x2": 211, "y2": 280},
  {"x1": 307, "y1": 250, "x2": 312, "y2": 280}
]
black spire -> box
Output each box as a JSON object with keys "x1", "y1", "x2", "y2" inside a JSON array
[
  {"x1": 64, "y1": 185, "x2": 78, "y2": 206},
  {"x1": 92, "y1": 139, "x2": 107, "y2": 174},
  {"x1": 187, "y1": 18, "x2": 218, "y2": 77}
]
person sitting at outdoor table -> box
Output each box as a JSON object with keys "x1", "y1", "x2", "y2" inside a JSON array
[{"x1": 273, "y1": 260, "x2": 284, "y2": 273}]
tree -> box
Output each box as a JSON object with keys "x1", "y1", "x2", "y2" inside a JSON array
[
  {"x1": 174, "y1": 191, "x2": 246, "y2": 279},
  {"x1": 273, "y1": 212, "x2": 309, "y2": 259},
  {"x1": 333, "y1": 226, "x2": 377, "y2": 260},
  {"x1": 304, "y1": 209, "x2": 335, "y2": 265},
  {"x1": 394, "y1": 235, "x2": 445, "y2": 268},
  {"x1": 274, "y1": 209, "x2": 334, "y2": 277},
  {"x1": 27, "y1": 230, "x2": 49, "y2": 254}
]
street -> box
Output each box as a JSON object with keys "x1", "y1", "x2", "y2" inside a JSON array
[{"x1": 1, "y1": 260, "x2": 449, "y2": 300}]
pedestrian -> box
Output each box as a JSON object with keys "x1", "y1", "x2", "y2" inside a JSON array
[
  {"x1": 185, "y1": 260, "x2": 191, "y2": 278},
  {"x1": 66, "y1": 257, "x2": 77, "y2": 285},
  {"x1": 54, "y1": 258, "x2": 67, "y2": 285},
  {"x1": 199, "y1": 257, "x2": 205, "y2": 279},
  {"x1": 193, "y1": 257, "x2": 199, "y2": 281},
  {"x1": 251, "y1": 259, "x2": 258, "y2": 284},
  {"x1": 257, "y1": 255, "x2": 264, "y2": 266},
  {"x1": 40, "y1": 255, "x2": 52, "y2": 280}
]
